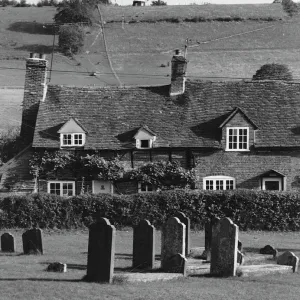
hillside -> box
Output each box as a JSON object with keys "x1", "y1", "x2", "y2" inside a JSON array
[{"x1": 0, "y1": 4, "x2": 300, "y2": 128}]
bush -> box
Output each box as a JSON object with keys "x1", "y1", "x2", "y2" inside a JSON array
[
  {"x1": 58, "y1": 24, "x2": 85, "y2": 56},
  {"x1": 151, "y1": 0, "x2": 167, "y2": 5},
  {"x1": 282, "y1": 0, "x2": 299, "y2": 16},
  {"x1": 252, "y1": 63, "x2": 293, "y2": 81},
  {"x1": 1, "y1": 189, "x2": 300, "y2": 230}
]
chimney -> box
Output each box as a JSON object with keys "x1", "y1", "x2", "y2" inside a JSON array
[
  {"x1": 20, "y1": 53, "x2": 48, "y2": 144},
  {"x1": 169, "y1": 49, "x2": 187, "y2": 96}
]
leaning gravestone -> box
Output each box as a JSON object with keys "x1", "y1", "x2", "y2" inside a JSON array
[
  {"x1": 161, "y1": 217, "x2": 187, "y2": 275},
  {"x1": 22, "y1": 228, "x2": 43, "y2": 255},
  {"x1": 203, "y1": 217, "x2": 220, "y2": 261},
  {"x1": 277, "y1": 251, "x2": 299, "y2": 273},
  {"x1": 175, "y1": 212, "x2": 190, "y2": 256},
  {"x1": 210, "y1": 217, "x2": 238, "y2": 277},
  {"x1": 259, "y1": 245, "x2": 278, "y2": 258},
  {"x1": 86, "y1": 218, "x2": 116, "y2": 283},
  {"x1": 133, "y1": 219, "x2": 155, "y2": 269},
  {"x1": 1, "y1": 233, "x2": 15, "y2": 252}
]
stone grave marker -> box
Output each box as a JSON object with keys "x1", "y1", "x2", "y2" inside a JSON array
[
  {"x1": 132, "y1": 219, "x2": 155, "y2": 269},
  {"x1": 161, "y1": 217, "x2": 187, "y2": 274},
  {"x1": 210, "y1": 217, "x2": 238, "y2": 277},
  {"x1": 259, "y1": 245, "x2": 278, "y2": 258},
  {"x1": 203, "y1": 217, "x2": 220, "y2": 261},
  {"x1": 47, "y1": 262, "x2": 67, "y2": 273},
  {"x1": 277, "y1": 251, "x2": 299, "y2": 273},
  {"x1": 175, "y1": 212, "x2": 190, "y2": 256},
  {"x1": 86, "y1": 218, "x2": 116, "y2": 283},
  {"x1": 22, "y1": 228, "x2": 43, "y2": 255},
  {"x1": 1, "y1": 233, "x2": 15, "y2": 252}
]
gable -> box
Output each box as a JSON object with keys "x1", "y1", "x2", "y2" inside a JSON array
[
  {"x1": 58, "y1": 118, "x2": 87, "y2": 134},
  {"x1": 134, "y1": 128, "x2": 156, "y2": 141}
]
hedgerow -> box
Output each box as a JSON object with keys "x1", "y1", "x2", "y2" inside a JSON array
[{"x1": 1, "y1": 189, "x2": 300, "y2": 230}]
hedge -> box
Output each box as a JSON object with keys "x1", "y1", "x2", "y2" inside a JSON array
[{"x1": 0, "y1": 189, "x2": 300, "y2": 230}]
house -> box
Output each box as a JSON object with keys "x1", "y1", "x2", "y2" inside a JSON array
[
  {"x1": 132, "y1": 0, "x2": 146, "y2": 6},
  {"x1": 2, "y1": 51, "x2": 300, "y2": 195}
]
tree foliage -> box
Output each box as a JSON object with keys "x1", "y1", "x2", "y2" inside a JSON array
[
  {"x1": 58, "y1": 24, "x2": 85, "y2": 55},
  {"x1": 282, "y1": 0, "x2": 299, "y2": 16},
  {"x1": 151, "y1": 0, "x2": 167, "y2": 5},
  {"x1": 252, "y1": 63, "x2": 293, "y2": 81},
  {"x1": 54, "y1": 0, "x2": 94, "y2": 25}
]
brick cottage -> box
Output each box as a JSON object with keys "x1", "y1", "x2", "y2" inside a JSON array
[{"x1": 1, "y1": 51, "x2": 300, "y2": 195}]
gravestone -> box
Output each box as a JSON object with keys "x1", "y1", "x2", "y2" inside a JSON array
[
  {"x1": 161, "y1": 217, "x2": 186, "y2": 274},
  {"x1": 238, "y1": 240, "x2": 242, "y2": 252},
  {"x1": 1, "y1": 233, "x2": 15, "y2": 252},
  {"x1": 86, "y1": 218, "x2": 116, "y2": 283},
  {"x1": 175, "y1": 212, "x2": 190, "y2": 256},
  {"x1": 132, "y1": 219, "x2": 155, "y2": 269},
  {"x1": 237, "y1": 250, "x2": 244, "y2": 265},
  {"x1": 277, "y1": 251, "x2": 299, "y2": 273},
  {"x1": 210, "y1": 217, "x2": 238, "y2": 277},
  {"x1": 203, "y1": 217, "x2": 220, "y2": 261},
  {"x1": 259, "y1": 245, "x2": 278, "y2": 258},
  {"x1": 47, "y1": 262, "x2": 67, "y2": 273},
  {"x1": 22, "y1": 228, "x2": 43, "y2": 255}
]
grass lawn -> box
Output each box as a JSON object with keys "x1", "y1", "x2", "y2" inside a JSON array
[{"x1": 0, "y1": 229, "x2": 299, "y2": 299}]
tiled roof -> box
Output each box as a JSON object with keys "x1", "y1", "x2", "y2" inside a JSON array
[{"x1": 32, "y1": 80, "x2": 300, "y2": 149}]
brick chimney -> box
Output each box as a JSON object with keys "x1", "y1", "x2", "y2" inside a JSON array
[
  {"x1": 169, "y1": 49, "x2": 187, "y2": 96},
  {"x1": 20, "y1": 53, "x2": 48, "y2": 144}
]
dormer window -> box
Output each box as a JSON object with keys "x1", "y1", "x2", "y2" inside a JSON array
[
  {"x1": 58, "y1": 118, "x2": 87, "y2": 148},
  {"x1": 61, "y1": 133, "x2": 85, "y2": 147},
  {"x1": 226, "y1": 127, "x2": 249, "y2": 151},
  {"x1": 134, "y1": 125, "x2": 156, "y2": 149}
]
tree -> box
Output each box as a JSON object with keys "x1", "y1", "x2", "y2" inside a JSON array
[
  {"x1": 58, "y1": 24, "x2": 85, "y2": 56},
  {"x1": 252, "y1": 63, "x2": 293, "y2": 81},
  {"x1": 282, "y1": 0, "x2": 299, "y2": 16},
  {"x1": 151, "y1": 0, "x2": 167, "y2": 5},
  {"x1": 0, "y1": 126, "x2": 21, "y2": 165},
  {"x1": 54, "y1": 0, "x2": 94, "y2": 25}
]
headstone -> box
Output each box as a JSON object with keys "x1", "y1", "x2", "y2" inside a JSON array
[
  {"x1": 161, "y1": 217, "x2": 186, "y2": 274},
  {"x1": 86, "y1": 218, "x2": 116, "y2": 283},
  {"x1": 1, "y1": 233, "x2": 15, "y2": 252},
  {"x1": 203, "y1": 217, "x2": 220, "y2": 261},
  {"x1": 238, "y1": 240, "x2": 242, "y2": 251},
  {"x1": 132, "y1": 219, "x2": 155, "y2": 269},
  {"x1": 277, "y1": 251, "x2": 299, "y2": 273},
  {"x1": 162, "y1": 253, "x2": 187, "y2": 276},
  {"x1": 175, "y1": 212, "x2": 190, "y2": 256},
  {"x1": 210, "y1": 217, "x2": 238, "y2": 277},
  {"x1": 237, "y1": 250, "x2": 244, "y2": 265},
  {"x1": 47, "y1": 262, "x2": 67, "y2": 273},
  {"x1": 259, "y1": 245, "x2": 278, "y2": 258},
  {"x1": 22, "y1": 228, "x2": 43, "y2": 255}
]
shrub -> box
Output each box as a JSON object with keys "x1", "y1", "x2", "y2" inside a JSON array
[
  {"x1": 151, "y1": 0, "x2": 167, "y2": 5},
  {"x1": 252, "y1": 63, "x2": 293, "y2": 81},
  {"x1": 282, "y1": 0, "x2": 299, "y2": 16},
  {"x1": 58, "y1": 24, "x2": 85, "y2": 56},
  {"x1": 1, "y1": 189, "x2": 300, "y2": 230}
]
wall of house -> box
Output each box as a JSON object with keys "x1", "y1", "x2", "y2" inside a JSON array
[{"x1": 193, "y1": 149, "x2": 300, "y2": 191}]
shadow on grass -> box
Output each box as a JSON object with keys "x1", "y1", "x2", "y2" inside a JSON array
[
  {"x1": 0, "y1": 278, "x2": 82, "y2": 282},
  {"x1": 15, "y1": 44, "x2": 57, "y2": 54},
  {"x1": 7, "y1": 22, "x2": 56, "y2": 35}
]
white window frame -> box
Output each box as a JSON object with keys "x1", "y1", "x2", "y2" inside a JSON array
[
  {"x1": 136, "y1": 139, "x2": 153, "y2": 149},
  {"x1": 262, "y1": 178, "x2": 282, "y2": 191},
  {"x1": 226, "y1": 127, "x2": 249, "y2": 151},
  {"x1": 47, "y1": 181, "x2": 75, "y2": 197},
  {"x1": 203, "y1": 176, "x2": 235, "y2": 190},
  {"x1": 60, "y1": 133, "x2": 85, "y2": 147},
  {"x1": 138, "y1": 182, "x2": 156, "y2": 193}
]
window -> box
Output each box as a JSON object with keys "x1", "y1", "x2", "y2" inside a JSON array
[
  {"x1": 262, "y1": 178, "x2": 282, "y2": 191},
  {"x1": 226, "y1": 127, "x2": 249, "y2": 151},
  {"x1": 61, "y1": 133, "x2": 85, "y2": 147},
  {"x1": 138, "y1": 182, "x2": 156, "y2": 193},
  {"x1": 203, "y1": 176, "x2": 235, "y2": 190},
  {"x1": 47, "y1": 181, "x2": 75, "y2": 196},
  {"x1": 136, "y1": 139, "x2": 152, "y2": 149},
  {"x1": 92, "y1": 180, "x2": 114, "y2": 194}
]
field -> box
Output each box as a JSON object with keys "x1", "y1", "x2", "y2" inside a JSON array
[
  {"x1": 0, "y1": 229, "x2": 300, "y2": 299},
  {"x1": 1, "y1": 4, "x2": 300, "y2": 128}
]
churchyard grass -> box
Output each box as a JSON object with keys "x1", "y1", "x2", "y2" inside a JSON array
[{"x1": 0, "y1": 229, "x2": 299, "y2": 299}]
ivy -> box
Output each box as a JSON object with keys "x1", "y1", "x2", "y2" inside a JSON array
[{"x1": 29, "y1": 151, "x2": 195, "y2": 190}]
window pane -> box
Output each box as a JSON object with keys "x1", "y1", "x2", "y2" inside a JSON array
[
  {"x1": 216, "y1": 180, "x2": 224, "y2": 190},
  {"x1": 62, "y1": 183, "x2": 74, "y2": 196},
  {"x1": 50, "y1": 183, "x2": 60, "y2": 195},
  {"x1": 226, "y1": 180, "x2": 234, "y2": 190},
  {"x1": 63, "y1": 134, "x2": 72, "y2": 145},
  {"x1": 147, "y1": 185, "x2": 153, "y2": 191},
  {"x1": 140, "y1": 140, "x2": 150, "y2": 148},
  {"x1": 141, "y1": 183, "x2": 147, "y2": 191},
  {"x1": 74, "y1": 134, "x2": 83, "y2": 145}
]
